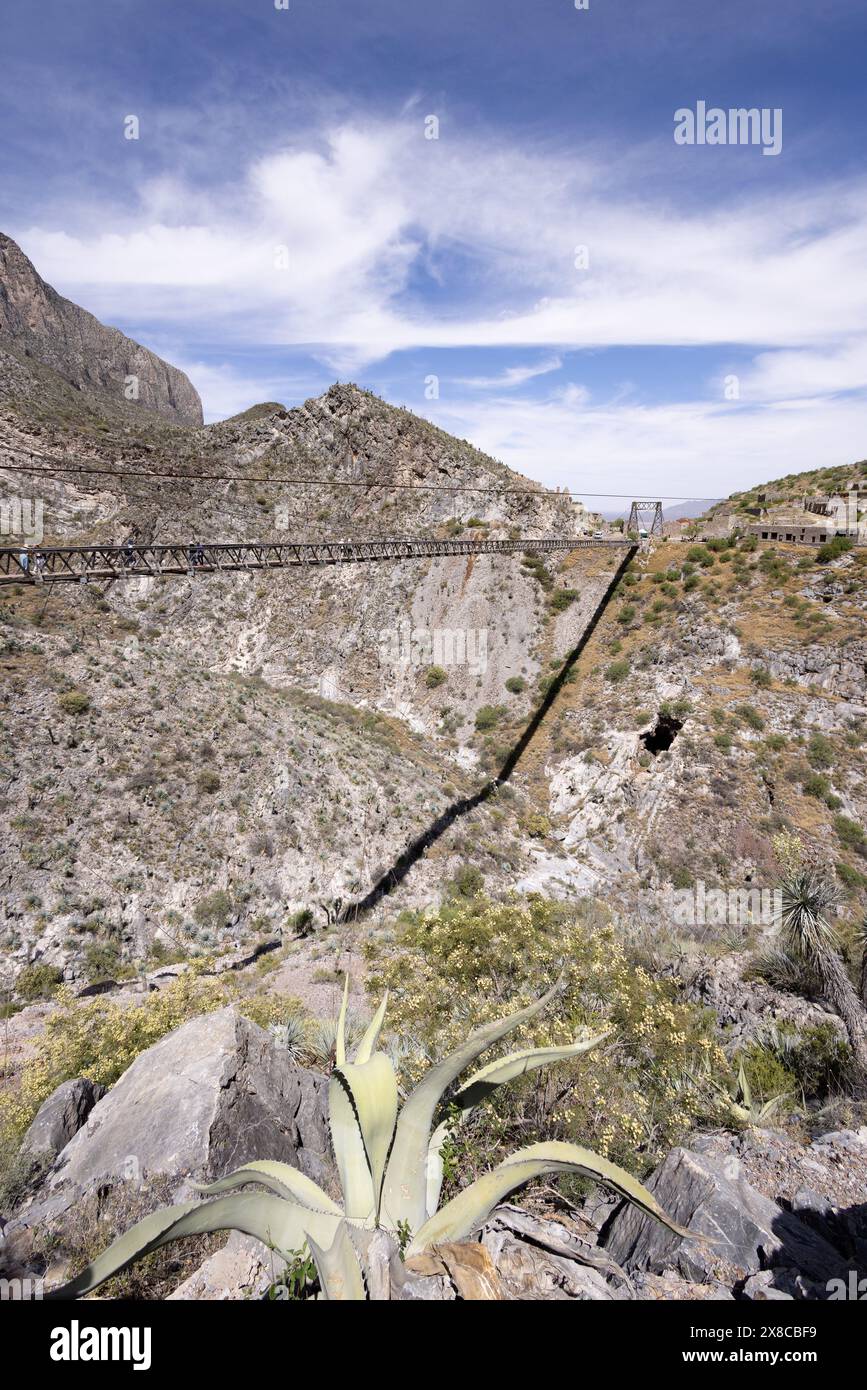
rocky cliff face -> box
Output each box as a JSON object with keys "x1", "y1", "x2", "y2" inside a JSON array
[{"x1": 0, "y1": 233, "x2": 202, "y2": 426}]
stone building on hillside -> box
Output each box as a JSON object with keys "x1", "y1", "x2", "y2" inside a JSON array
[{"x1": 749, "y1": 520, "x2": 837, "y2": 545}]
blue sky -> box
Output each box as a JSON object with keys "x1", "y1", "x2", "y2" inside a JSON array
[{"x1": 2, "y1": 0, "x2": 867, "y2": 503}]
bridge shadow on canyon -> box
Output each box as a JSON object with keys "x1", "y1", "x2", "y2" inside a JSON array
[{"x1": 338, "y1": 545, "x2": 637, "y2": 923}]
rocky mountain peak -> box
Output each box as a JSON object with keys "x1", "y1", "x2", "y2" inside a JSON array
[{"x1": 0, "y1": 232, "x2": 203, "y2": 427}]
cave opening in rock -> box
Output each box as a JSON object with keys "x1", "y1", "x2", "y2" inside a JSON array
[{"x1": 640, "y1": 712, "x2": 684, "y2": 756}]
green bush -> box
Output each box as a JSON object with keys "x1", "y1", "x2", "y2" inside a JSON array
[
  {"x1": 741, "y1": 1021, "x2": 853, "y2": 1104},
  {"x1": 787, "y1": 1023, "x2": 853, "y2": 1098},
  {"x1": 686, "y1": 546, "x2": 714, "y2": 567},
  {"x1": 452, "y1": 864, "x2": 484, "y2": 898},
  {"x1": 83, "y1": 942, "x2": 123, "y2": 983},
  {"x1": 736, "y1": 1043, "x2": 797, "y2": 1110},
  {"x1": 16, "y1": 962, "x2": 64, "y2": 1001},
  {"x1": 759, "y1": 550, "x2": 791, "y2": 583},
  {"x1": 802, "y1": 772, "x2": 831, "y2": 800},
  {"x1": 816, "y1": 536, "x2": 853, "y2": 564},
  {"x1": 194, "y1": 890, "x2": 233, "y2": 928},
  {"x1": 734, "y1": 704, "x2": 764, "y2": 731},
  {"x1": 807, "y1": 733, "x2": 835, "y2": 769},
  {"x1": 504, "y1": 676, "x2": 526, "y2": 694},
  {"x1": 522, "y1": 812, "x2": 551, "y2": 839},
  {"x1": 521, "y1": 553, "x2": 553, "y2": 591},
  {"x1": 605, "y1": 659, "x2": 630, "y2": 684},
  {"x1": 474, "y1": 704, "x2": 505, "y2": 732},
  {"x1": 58, "y1": 690, "x2": 90, "y2": 716},
  {"x1": 834, "y1": 816, "x2": 867, "y2": 856},
  {"x1": 425, "y1": 666, "x2": 447, "y2": 689},
  {"x1": 549, "y1": 588, "x2": 578, "y2": 613},
  {"x1": 836, "y1": 862, "x2": 867, "y2": 890},
  {"x1": 287, "y1": 907, "x2": 315, "y2": 935}
]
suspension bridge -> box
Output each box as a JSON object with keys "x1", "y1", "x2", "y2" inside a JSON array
[{"x1": 0, "y1": 535, "x2": 633, "y2": 585}]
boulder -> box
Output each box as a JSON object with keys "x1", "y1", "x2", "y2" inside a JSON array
[
  {"x1": 52, "y1": 1006, "x2": 330, "y2": 1189},
  {"x1": 604, "y1": 1145, "x2": 846, "y2": 1286},
  {"x1": 20, "y1": 1078, "x2": 106, "y2": 1162},
  {"x1": 11, "y1": 1007, "x2": 331, "y2": 1240}
]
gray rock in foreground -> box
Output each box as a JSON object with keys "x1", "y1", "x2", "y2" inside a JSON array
[
  {"x1": 10, "y1": 1007, "x2": 331, "y2": 1239},
  {"x1": 604, "y1": 1144, "x2": 848, "y2": 1287},
  {"x1": 20, "y1": 1078, "x2": 106, "y2": 1163}
]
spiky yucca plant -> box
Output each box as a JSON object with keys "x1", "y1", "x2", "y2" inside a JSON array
[
  {"x1": 780, "y1": 866, "x2": 867, "y2": 1072},
  {"x1": 48, "y1": 980, "x2": 688, "y2": 1301}
]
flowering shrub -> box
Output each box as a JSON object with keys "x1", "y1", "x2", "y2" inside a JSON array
[{"x1": 368, "y1": 895, "x2": 729, "y2": 1178}]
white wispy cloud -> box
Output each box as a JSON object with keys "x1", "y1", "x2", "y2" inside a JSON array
[
  {"x1": 16, "y1": 118, "x2": 867, "y2": 365},
  {"x1": 453, "y1": 356, "x2": 563, "y2": 389},
  {"x1": 736, "y1": 339, "x2": 867, "y2": 402},
  {"x1": 422, "y1": 389, "x2": 867, "y2": 498}
]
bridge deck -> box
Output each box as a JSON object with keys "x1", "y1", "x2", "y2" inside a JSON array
[{"x1": 0, "y1": 536, "x2": 631, "y2": 584}]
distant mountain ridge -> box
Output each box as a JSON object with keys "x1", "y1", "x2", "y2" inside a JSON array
[{"x1": 0, "y1": 232, "x2": 202, "y2": 427}]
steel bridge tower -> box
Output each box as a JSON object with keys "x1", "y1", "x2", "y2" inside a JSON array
[{"x1": 626, "y1": 500, "x2": 664, "y2": 538}]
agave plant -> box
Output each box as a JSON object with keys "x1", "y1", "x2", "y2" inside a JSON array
[
  {"x1": 729, "y1": 1058, "x2": 790, "y2": 1127},
  {"x1": 48, "y1": 979, "x2": 688, "y2": 1301}
]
